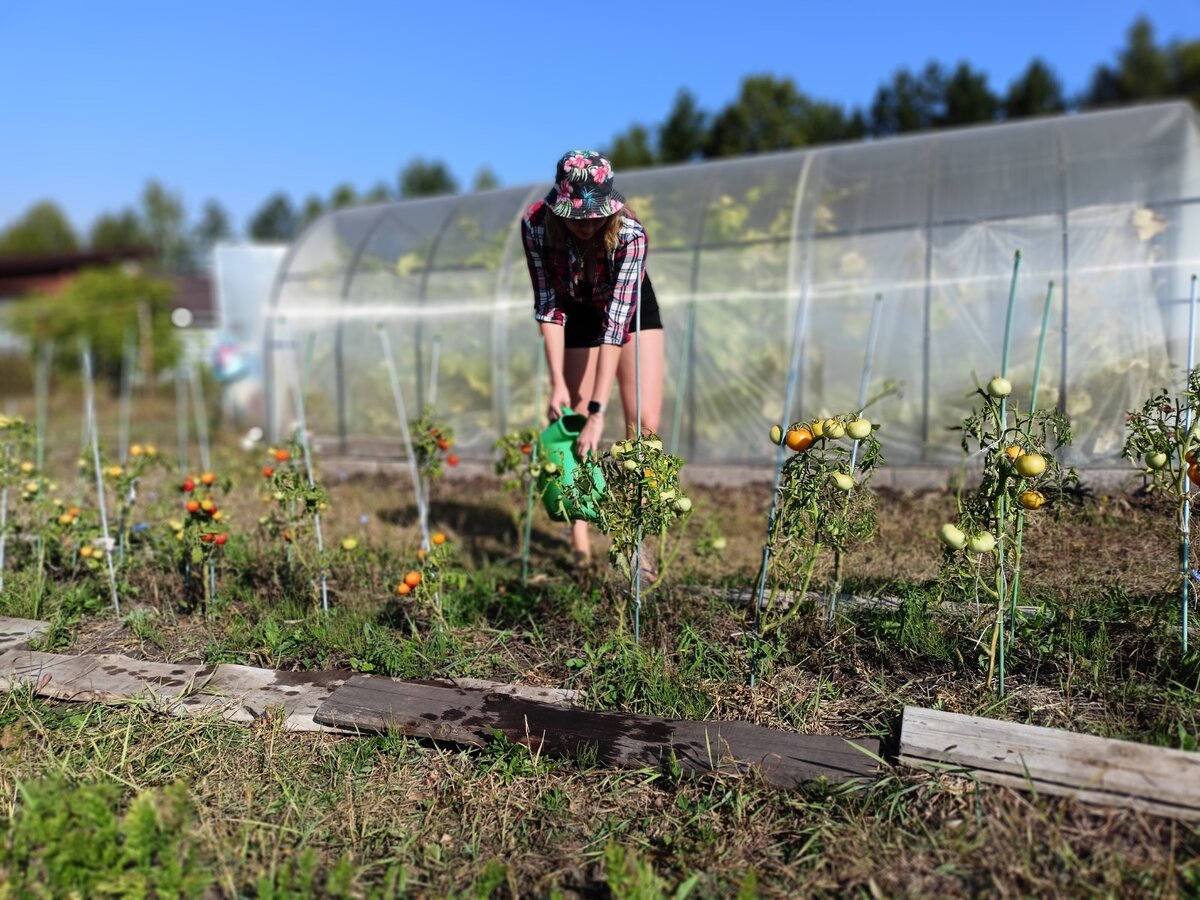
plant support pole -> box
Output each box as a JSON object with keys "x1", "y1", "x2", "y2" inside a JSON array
[
  {"x1": 633, "y1": 275, "x2": 644, "y2": 644},
  {"x1": 289, "y1": 333, "x2": 328, "y2": 613},
  {"x1": 991, "y1": 251, "x2": 1021, "y2": 695},
  {"x1": 34, "y1": 341, "x2": 52, "y2": 472},
  {"x1": 83, "y1": 346, "x2": 121, "y2": 617},
  {"x1": 0, "y1": 451, "x2": 8, "y2": 594},
  {"x1": 829, "y1": 293, "x2": 884, "y2": 624},
  {"x1": 521, "y1": 348, "x2": 546, "y2": 588},
  {"x1": 188, "y1": 362, "x2": 211, "y2": 473},
  {"x1": 1182, "y1": 274, "x2": 1198, "y2": 653},
  {"x1": 175, "y1": 367, "x2": 189, "y2": 476},
  {"x1": 378, "y1": 326, "x2": 431, "y2": 552},
  {"x1": 1007, "y1": 282, "x2": 1055, "y2": 650},
  {"x1": 118, "y1": 329, "x2": 135, "y2": 461}
]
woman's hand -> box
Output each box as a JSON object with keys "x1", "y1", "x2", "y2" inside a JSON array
[
  {"x1": 575, "y1": 412, "x2": 605, "y2": 459},
  {"x1": 547, "y1": 383, "x2": 571, "y2": 421}
]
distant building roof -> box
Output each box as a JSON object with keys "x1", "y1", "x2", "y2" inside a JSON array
[
  {"x1": 0, "y1": 247, "x2": 152, "y2": 299},
  {"x1": 0, "y1": 248, "x2": 217, "y2": 329}
]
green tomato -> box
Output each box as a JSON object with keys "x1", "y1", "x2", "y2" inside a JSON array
[
  {"x1": 830, "y1": 472, "x2": 855, "y2": 491},
  {"x1": 1014, "y1": 453, "x2": 1047, "y2": 478},
  {"x1": 623, "y1": 459, "x2": 638, "y2": 471},
  {"x1": 673, "y1": 496, "x2": 692, "y2": 513},
  {"x1": 966, "y1": 532, "x2": 996, "y2": 554},
  {"x1": 823, "y1": 419, "x2": 846, "y2": 440},
  {"x1": 937, "y1": 523, "x2": 967, "y2": 550},
  {"x1": 987, "y1": 376, "x2": 1012, "y2": 398},
  {"x1": 711, "y1": 535, "x2": 727, "y2": 551},
  {"x1": 769, "y1": 424, "x2": 783, "y2": 445},
  {"x1": 847, "y1": 419, "x2": 872, "y2": 440},
  {"x1": 1146, "y1": 451, "x2": 1168, "y2": 470}
]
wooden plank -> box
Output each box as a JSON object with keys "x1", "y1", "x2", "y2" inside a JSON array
[
  {"x1": 314, "y1": 675, "x2": 879, "y2": 786},
  {"x1": 0, "y1": 650, "x2": 204, "y2": 704},
  {"x1": 0, "y1": 649, "x2": 579, "y2": 733},
  {"x1": 176, "y1": 664, "x2": 350, "y2": 732},
  {"x1": 0, "y1": 617, "x2": 50, "y2": 651},
  {"x1": 899, "y1": 705, "x2": 1200, "y2": 821}
]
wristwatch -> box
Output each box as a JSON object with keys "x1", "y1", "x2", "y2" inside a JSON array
[{"x1": 587, "y1": 400, "x2": 605, "y2": 415}]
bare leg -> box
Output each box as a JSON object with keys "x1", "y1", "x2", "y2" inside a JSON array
[
  {"x1": 617, "y1": 329, "x2": 665, "y2": 437},
  {"x1": 563, "y1": 346, "x2": 598, "y2": 563},
  {"x1": 617, "y1": 329, "x2": 666, "y2": 579}
]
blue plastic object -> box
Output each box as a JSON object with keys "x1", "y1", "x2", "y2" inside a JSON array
[{"x1": 537, "y1": 408, "x2": 606, "y2": 523}]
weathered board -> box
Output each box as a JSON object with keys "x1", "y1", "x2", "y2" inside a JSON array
[
  {"x1": 899, "y1": 705, "x2": 1200, "y2": 821},
  {"x1": 179, "y1": 664, "x2": 350, "y2": 731},
  {"x1": 314, "y1": 675, "x2": 879, "y2": 787},
  {"x1": 0, "y1": 649, "x2": 204, "y2": 704},
  {"x1": 0, "y1": 617, "x2": 50, "y2": 651},
  {"x1": 0, "y1": 650, "x2": 579, "y2": 733}
]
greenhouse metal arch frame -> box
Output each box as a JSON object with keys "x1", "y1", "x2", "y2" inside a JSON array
[{"x1": 264, "y1": 102, "x2": 1200, "y2": 469}]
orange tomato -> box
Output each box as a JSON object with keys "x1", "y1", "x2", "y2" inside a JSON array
[
  {"x1": 446, "y1": 454, "x2": 459, "y2": 466},
  {"x1": 1004, "y1": 445, "x2": 1023, "y2": 462},
  {"x1": 200, "y1": 472, "x2": 216, "y2": 486},
  {"x1": 784, "y1": 426, "x2": 814, "y2": 452},
  {"x1": 437, "y1": 439, "x2": 451, "y2": 451},
  {"x1": 1189, "y1": 462, "x2": 1200, "y2": 486},
  {"x1": 432, "y1": 532, "x2": 446, "y2": 545},
  {"x1": 274, "y1": 449, "x2": 290, "y2": 462},
  {"x1": 395, "y1": 582, "x2": 412, "y2": 596},
  {"x1": 404, "y1": 571, "x2": 422, "y2": 587}
]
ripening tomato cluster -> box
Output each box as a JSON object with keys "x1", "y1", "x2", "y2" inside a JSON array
[
  {"x1": 430, "y1": 427, "x2": 459, "y2": 468},
  {"x1": 770, "y1": 416, "x2": 874, "y2": 455},
  {"x1": 393, "y1": 532, "x2": 448, "y2": 596},
  {"x1": 180, "y1": 472, "x2": 228, "y2": 544}
]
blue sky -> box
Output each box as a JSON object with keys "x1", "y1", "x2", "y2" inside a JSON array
[{"x1": 1, "y1": 0, "x2": 1196, "y2": 236}]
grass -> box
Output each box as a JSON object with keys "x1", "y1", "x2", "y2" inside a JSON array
[{"x1": 0, "y1": 386, "x2": 1199, "y2": 894}]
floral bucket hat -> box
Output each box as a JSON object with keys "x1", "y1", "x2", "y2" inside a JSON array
[{"x1": 545, "y1": 150, "x2": 626, "y2": 219}]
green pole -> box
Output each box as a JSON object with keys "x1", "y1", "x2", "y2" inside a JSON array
[
  {"x1": 34, "y1": 341, "x2": 52, "y2": 472},
  {"x1": 521, "y1": 346, "x2": 546, "y2": 587},
  {"x1": 993, "y1": 250, "x2": 1020, "y2": 695},
  {"x1": 668, "y1": 304, "x2": 696, "y2": 455},
  {"x1": 1181, "y1": 274, "x2": 1198, "y2": 653},
  {"x1": 1005, "y1": 282, "x2": 1056, "y2": 664}
]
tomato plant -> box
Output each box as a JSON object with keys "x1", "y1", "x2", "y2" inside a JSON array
[
  {"x1": 761, "y1": 412, "x2": 884, "y2": 632},
  {"x1": 410, "y1": 407, "x2": 457, "y2": 481},
  {"x1": 549, "y1": 434, "x2": 692, "y2": 588},
  {"x1": 175, "y1": 468, "x2": 233, "y2": 608},
  {"x1": 494, "y1": 427, "x2": 540, "y2": 513},
  {"x1": 940, "y1": 379, "x2": 1076, "y2": 688},
  {"x1": 104, "y1": 442, "x2": 167, "y2": 567},
  {"x1": 390, "y1": 532, "x2": 464, "y2": 626},
  {"x1": 1123, "y1": 368, "x2": 1200, "y2": 640}
]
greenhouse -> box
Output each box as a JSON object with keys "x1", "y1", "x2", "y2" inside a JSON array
[{"x1": 265, "y1": 101, "x2": 1200, "y2": 470}]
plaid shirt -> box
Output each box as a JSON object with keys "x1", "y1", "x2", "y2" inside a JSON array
[{"x1": 521, "y1": 200, "x2": 648, "y2": 346}]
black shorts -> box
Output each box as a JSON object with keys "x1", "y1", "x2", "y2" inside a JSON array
[{"x1": 562, "y1": 273, "x2": 663, "y2": 349}]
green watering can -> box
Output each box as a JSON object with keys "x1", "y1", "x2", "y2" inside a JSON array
[{"x1": 537, "y1": 408, "x2": 607, "y2": 523}]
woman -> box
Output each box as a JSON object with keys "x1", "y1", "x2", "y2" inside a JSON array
[{"x1": 521, "y1": 150, "x2": 665, "y2": 567}]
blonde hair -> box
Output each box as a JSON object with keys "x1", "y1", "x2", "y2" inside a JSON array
[{"x1": 545, "y1": 207, "x2": 635, "y2": 256}]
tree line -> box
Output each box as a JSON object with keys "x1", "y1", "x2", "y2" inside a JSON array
[{"x1": 1, "y1": 16, "x2": 1195, "y2": 268}]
